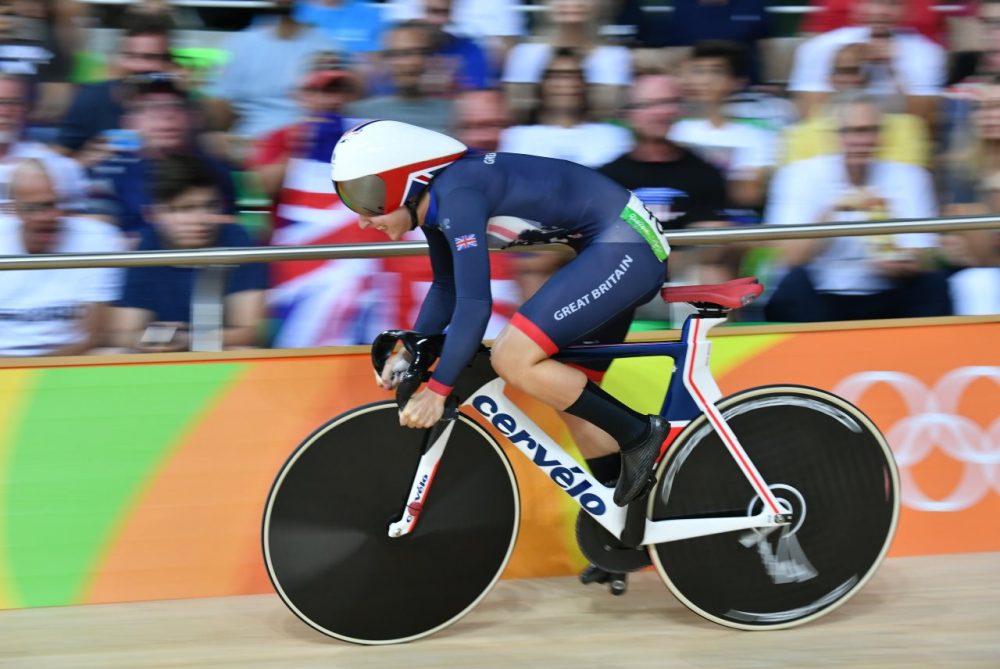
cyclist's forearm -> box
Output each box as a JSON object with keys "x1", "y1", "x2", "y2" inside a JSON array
[{"x1": 425, "y1": 297, "x2": 491, "y2": 394}]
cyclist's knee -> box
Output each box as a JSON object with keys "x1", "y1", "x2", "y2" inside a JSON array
[{"x1": 491, "y1": 326, "x2": 540, "y2": 385}]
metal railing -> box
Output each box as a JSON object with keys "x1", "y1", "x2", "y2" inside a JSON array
[
  {"x1": 1, "y1": 216, "x2": 996, "y2": 271},
  {"x1": 2, "y1": 215, "x2": 995, "y2": 352}
]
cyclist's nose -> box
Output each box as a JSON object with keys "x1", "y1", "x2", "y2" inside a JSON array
[{"x1": 358, "y1": 216, "x2": 371, "y2": 229}]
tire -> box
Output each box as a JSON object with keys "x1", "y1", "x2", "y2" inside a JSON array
[
  {"x1": 648, "y1": 385, "x2": 899, "y2": 630},
  {"x1": 263, "y1": 401, "x2": 520, "y2": 644}
]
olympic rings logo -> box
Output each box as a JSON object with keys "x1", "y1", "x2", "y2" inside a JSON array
[{"x1": 834, "y1": 367, "x2": 1000, "y2": 512}]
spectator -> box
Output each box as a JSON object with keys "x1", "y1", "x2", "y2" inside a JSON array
[
  {"x1": 657, "y1": 0, "x2": 769, "y2": 84},
  {"x1": 389, "y1": 0, "x2": 526, "y2": 48},
  {"x1": 249, "y1": 51, "x2": 362, "y2": 225},
  {"x1": 502, "y1": 0, "x2": 632, "y2": 120},
  {"x1": 89, "y1": 73, "x2": 237, "y2": 240},
  {"x1": 112, "y1": 155, "x2": 267, "y2": 352},
  {"x1": 599, "y1": 72, "x2": 730, "y2": 288},
  {"x1": 419, "y1": 0, "x2": 492, "y2": 95},
  {"x1": 948, "y1": 80, "x2": 1000, "y2": 190},
  {"x1": 0, "y1": 73, "x2": 89, "y2": 211},
  {"x1": 802, "y1": 0, "x2": 962, "y2": 45},
  {"x1": 206, "y1": 0, "x2": 336, "y2": 154},
  {"x1": 788, "y1": 0, "x2": 946, "y2": 124},
  {"x1": 345, "y1": 21, "x2": 454, "y2": 133},
  {"x1": 670, "y1": 41, "x2": 777, "y2": 211},
  {"x1": 0, "y1": 159, "x2": 124, "y2": 356},
  {"x1": 453, "y1": 88, "x2": 510, "y2": 151},
  {"x1": 939, "y1": 225, "x2": 1000, "y2": 315},
  {"x1": 764, "y1": 92, "x2": 951, "y2": 322},
  {"x1": 499, "y1": 48, "x2": 632, "y2": 167},
  {"x1": 293, "y1": 0, "x2": 385, "y2": 55},
  {"x1": 781, "y1": 42, "x2": 931, "y2": 167},
  {"x1": 0, "y1": 0, "x2": 76, "y2": 133},
  {"x1": 56, "y1": 9, "x2": 175, "y2": 161}
]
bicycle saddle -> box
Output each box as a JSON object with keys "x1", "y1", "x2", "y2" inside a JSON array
[{"x1": 660, "y1": 277, "x2": 763, "y2": 310}]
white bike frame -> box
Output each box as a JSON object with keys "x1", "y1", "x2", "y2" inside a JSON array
[{"x1": 387, "y1": 317, "x2": 791, "y2": 543}]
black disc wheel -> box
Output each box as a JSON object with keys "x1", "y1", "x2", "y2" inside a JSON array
[
  {"x1": 263, "y1": 402, "x2": 519, "y2": 644},
  {"x1": 649, "y1": 385, "x2": 899, "y2": 629}
]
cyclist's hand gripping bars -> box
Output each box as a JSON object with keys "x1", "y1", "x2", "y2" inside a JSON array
[{"x1": 371, "y1": 330, "x2": 459, "y2": 423}]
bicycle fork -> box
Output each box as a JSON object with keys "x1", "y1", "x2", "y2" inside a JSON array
[{"x1": 387, "y1": 418, "x2": 457, "y2": 538}]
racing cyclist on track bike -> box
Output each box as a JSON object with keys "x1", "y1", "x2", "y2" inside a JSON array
[{"x1": 330, "y1": 120, "x2": 674, "y2": 592}]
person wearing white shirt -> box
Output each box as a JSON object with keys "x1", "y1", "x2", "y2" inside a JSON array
[
  {"x1": 0, "y1": 159, "x2": 124, "y2": 356},
  {"x1": 669, "y1": 41, "x2": 777, "y2": 210},
  {"x1": 0, "y1": 73, "x2": 88, "y2": 211},
  {"x1": 764, "y1": 92, "x2": 951, "y2": 322},
  {"x1": 499, "y1": 48, "x2": 633, "y2": 168},
  {"x1": 787, "y1": 0, "x2": 945, "y2": 125},
  {"x1": 501, "y1": 0, "x2": 632, "y2": 121},
  {"x1": 386, "y1": 0, "x2": 526, "y2": 40}
]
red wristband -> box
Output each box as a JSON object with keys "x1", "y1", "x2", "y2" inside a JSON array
[{"x1": 426, "y1": 378, "x2": 453, "y2": 396}]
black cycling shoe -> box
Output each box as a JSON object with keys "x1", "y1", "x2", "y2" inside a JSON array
[
  {"x1": 613, "y1": 415, "x2": 668, "y2": 506},
  {"x1": 579, "y1": 564, "x2": 628, "y2": 595}
]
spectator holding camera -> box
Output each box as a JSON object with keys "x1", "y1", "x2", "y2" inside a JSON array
[
  {"x1": 0, "y1": 159, "x2": 125, "y2": 356},
  {"x1": 112, "y1": 155, "x2": 266, "y2": 353},
  {"x1": 88, "y1": 73, "x2": 236, "y2": 239},
  {"x1": 764, "y1": 92, "x2": 951, "y2": 322},
  {"x1": 56, "y1": 10, "x2": 175, "y2": 164}
]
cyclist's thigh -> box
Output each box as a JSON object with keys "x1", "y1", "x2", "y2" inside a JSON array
[{"x1": 513, "y1": 236, "x2": 664, "y2": 356}]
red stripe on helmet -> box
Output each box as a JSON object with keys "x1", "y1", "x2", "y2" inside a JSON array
[{"x1": 379, "y1": 151, "x2": 467, "y2": 214}]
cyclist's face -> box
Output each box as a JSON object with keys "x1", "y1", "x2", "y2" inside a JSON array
[{"x1": 358, "y1": 206, "x2": 411, "y2": 240}]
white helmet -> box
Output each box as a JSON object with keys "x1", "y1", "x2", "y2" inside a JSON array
[{"x1": 330, "y1": 120, "x2": 468, "y2": 217}]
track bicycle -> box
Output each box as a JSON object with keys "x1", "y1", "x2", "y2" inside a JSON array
[{"x1": 262, "y1": 277, "x2": 900, "y2": 644}]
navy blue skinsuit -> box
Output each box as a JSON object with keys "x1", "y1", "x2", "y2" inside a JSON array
[{"x1": 416, "y1": 152, "x2": 669, "y2": 395}]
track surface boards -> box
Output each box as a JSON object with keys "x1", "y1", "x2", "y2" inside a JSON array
[{"x1": 0, "y1": 553, "x2": 996, "y2": 668}]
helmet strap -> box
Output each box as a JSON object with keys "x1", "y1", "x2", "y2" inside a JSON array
[{"x1": 405, "y1": 201, "x2": 420, "y2": 231}]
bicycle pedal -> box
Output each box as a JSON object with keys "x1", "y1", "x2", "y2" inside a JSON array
[
  {"x1": 608, "y1": 575, "x2": 627, "y2": 596},
  {"x1": 579, "y1": 564, "x2": 611, "y2": 585}
]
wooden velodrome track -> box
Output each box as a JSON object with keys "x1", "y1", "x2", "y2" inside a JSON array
[{"x1": 0, "y1": 552, "x2": 996, "y2": 668}]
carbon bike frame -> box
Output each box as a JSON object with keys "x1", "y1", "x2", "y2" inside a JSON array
[{"x1": 386, "y1": 315, "x2": 791, "y2": 544}]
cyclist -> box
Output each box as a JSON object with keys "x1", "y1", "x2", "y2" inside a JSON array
[{"x1": 330, "y1": 120, "x2": 671, "y2": 511}]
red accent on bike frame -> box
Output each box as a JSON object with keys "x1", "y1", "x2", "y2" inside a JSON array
[
  {"x1": 510, "y1": 313, "x2": 559, "y2": 356},
  {"x1": 404, "y1": 459, "x2": 443, "y2": 531},
  {"x1": 686, "y1": 317, "x2": 781, "y2": 515}
]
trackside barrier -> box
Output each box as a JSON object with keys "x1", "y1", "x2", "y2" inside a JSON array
[{"x1": 0, "y1": 317, "x2": 994, "y2": 610}]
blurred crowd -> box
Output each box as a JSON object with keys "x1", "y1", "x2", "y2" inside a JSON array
[{"x1": 0, "y1": 0, "x2": 998, "y2": 356}]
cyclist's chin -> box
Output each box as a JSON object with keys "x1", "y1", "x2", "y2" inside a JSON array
[{"x1": 383, "y1": 225, "x2": 408, "y2": 241}]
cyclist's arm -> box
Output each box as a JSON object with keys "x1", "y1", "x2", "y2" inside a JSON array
[
  {"x1": 423, "y1": 188, "x2": 493, "y2": 396},
  {"x1": 413, "y1": 226, "x2": 457, "y2": 335}
]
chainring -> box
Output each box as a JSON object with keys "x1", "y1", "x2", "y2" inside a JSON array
[{"x1": 575, "y1": 510, "x2": 652, "y2": 573}]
